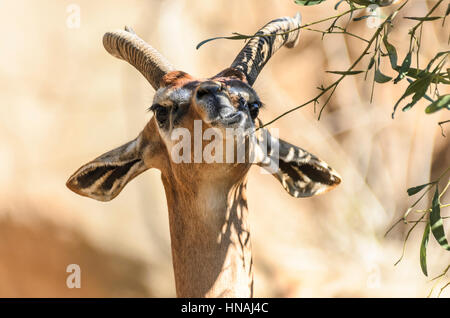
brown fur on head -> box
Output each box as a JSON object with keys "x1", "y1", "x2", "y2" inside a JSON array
[
  {"x1": 66, "y1": 15, "x2": 343, "y2": 298},
  {"x1": 67, "y1": 14, "x2": 341, "y2": 202},
  {"x1": 148, "y1": 70, "x2": 258, "y2": 187}
]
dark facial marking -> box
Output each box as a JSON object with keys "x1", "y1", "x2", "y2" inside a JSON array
[
  {"x1": 101, "y1": 159, "x2": 141, "y2": 191},
  {"x1": 279, "y1": 159, "x2": 335, "y2": 186},
  {"x1": 77, "y1": 165, "x2": 116, "y2": 188},
  {"x1": 150, "y1": 104, "x2": 170, "y2": 127},
  {"x1": 172, "y1": 102, "x2": 189, "y2": 126},
  {"x1": 248, "y1": 101, "x2": 260, "y2": 119},
  {"x1": 296, "y1": 163, "x2": 335, "y2": 185}
]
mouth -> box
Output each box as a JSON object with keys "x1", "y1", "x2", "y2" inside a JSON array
[
  {"x1": 197, "y1": 93, "x2": 248, "y2": 128},
  {"x1": 216, "y1": 110, "x2": 246, "y2": 127}
]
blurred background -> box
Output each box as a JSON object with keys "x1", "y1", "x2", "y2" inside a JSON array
[{"x1": 0, "y1": 0, "x2": 448, "y2": 297}]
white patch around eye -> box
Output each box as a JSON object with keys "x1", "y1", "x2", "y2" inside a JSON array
[
  {"x1": 171, "y1": 88, "x2": 192, "y2": 104},
  {"x1": 229, "y1": 87, "x2": 250, "y2": 101},
  {"x1": 153, "y1": 87, "x2": 192, "y2": 106},
  {"x1": 153, "y1": 87, "x2": 169, "y2": 105}
]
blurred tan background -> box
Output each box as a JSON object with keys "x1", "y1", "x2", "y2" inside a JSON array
[{"x1": 0, "y1": 0, "x2": 449, "y2": 297}]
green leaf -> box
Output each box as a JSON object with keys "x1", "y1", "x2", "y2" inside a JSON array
[
  {"x1": 392, "y1": 75, "x2": 432, "y2": 117},
  {"x1": 425, "y1": 94, "x2": 450, "y2": 114},
  {"x1": 335, "y1": 0, "x2": 345, "y2": 10},
  {"x1": 383, "y1": 35, "x2": 398, "y2": 70},
  {"x1": 350, "y1": 0, "x2": 397, "y2": 6},
  {"x1": 326, "y1": 70, "x2": 364, "y2": 75},
  {"x1": 401, "y1": 78, "x2": 431, "y2": 112},
  {"x1": 402, "y1": 67, "x2": 450, "y2": 84},
  {"x1": 349, "y1": 0, "x2": 380, "y2": 6},
  {"x1": 394, "y1": 52, "x2": 412, "y2": 84},
  {"x1": 425, "y1": 51, "x2": 450, "y2": 73},
  {"x1": 407, "y1": 182, "x2": 434, "y2": 196},
  {"x1": 404, "y1": 76, "x2": 432, "y2": 97},
  {"x1": 420, "y1": 222, "x2": 431, "y2": 276},
  {"x1": 353, "y1": 15, "x2": 372, "y2": 22},
  {"x1": 196, "y1": 33, "x2": 251, "y2": 50},
  {"x1": 374, "y1": 68, "x2": 392, "y2": 83},
  {"x1": 367, "y1": 56, "x2": 375, "y2": 71},
  {"x1": 294, "y1": 0, "x2": 327, "y2": 5},
  {"x1": 404, "y1": 16, "x2": 442, "y2": 21},
  {"x1": 349, "y1": 0, "x2": 371, "y2": 5},
  {"x1": 404, "y1": 78, "x2": 434, "y2": 103},
  {"x1": 430, "y1": 186, "x2": 450, "y2": 251}
]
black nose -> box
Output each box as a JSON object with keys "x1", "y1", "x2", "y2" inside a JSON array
[{"x1": 196, "y1": 81, "x2": 222, "y2": 99}]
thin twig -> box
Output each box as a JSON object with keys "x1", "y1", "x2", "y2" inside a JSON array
[
  {"x1": 438, "y1": 120, "x2": 450, "y2": 137},
  {"x1": 304, "y1": 26, "x2": 370, "y2": 43},
  {"x1": 410, "y1": 0, "x2": 444, "y2": 34},
  {"x1": 415, "y1": 204, "x2": 450, "y2": 213},
  {"x1": 427, "y1": 264, "x2": 450, "y2": 297},
  {"x1": 439, "y1": 180, "x2": 450, "y2": 200},
  {"x1": 384, "y1": 218, "x2": 404, "y2": 237},
  {"x1": 196, "y1": 6, "x2": 366, "y2": 49},
  {"x1": 394, "y1": 213, "x2": 426, "y2": 266},
  {"x1": 438, "y1": 281, "x2": 450, "y2": 297},
  {"x1": 259, "y1": 0, "x2": 410, "y2": 129}
]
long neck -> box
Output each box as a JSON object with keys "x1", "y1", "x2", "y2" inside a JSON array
[{"x1": 161, "y1": 173, "x2": 253, "y2": 297}]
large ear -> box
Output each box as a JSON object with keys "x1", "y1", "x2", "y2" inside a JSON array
[
  {"x1": 66, "y1": 134, "x2": 150, "y2": 202},
  {"x1": 256, "y1": 128, "x2": 341, "y2": 198}
]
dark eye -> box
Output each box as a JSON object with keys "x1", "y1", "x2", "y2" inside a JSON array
[
  {"x1": 248, "y1": 101, "x2": 260, "y2": 119},
  {"x1": 151, "y1": 104, "x2": 169, "y2": 125}
]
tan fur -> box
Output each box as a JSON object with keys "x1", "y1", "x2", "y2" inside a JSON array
[
  {"x1": 139, "y1": 83, "x2": 255, "y2": 296},
  {"x1": 67, "y1": 15, "x2": 341, "y2": 298},
  {"x1": 162, "y1": 168, "x2": 253, "y2": 297}
]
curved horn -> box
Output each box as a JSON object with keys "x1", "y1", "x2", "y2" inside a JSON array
[
  {"x1": 103, "y1": 26, "x2": 175, "y2": 90},
  {"x1": 230, "y1": 13, "x2": 301, "y2": 86}
]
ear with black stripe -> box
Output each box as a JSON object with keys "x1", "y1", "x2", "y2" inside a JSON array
[
  {"x1": 66, "y1": 134, "x2": 149, "y2": 202},
  {"x1": 256, "y1": 129, "x2": 341, "y2": 197}
]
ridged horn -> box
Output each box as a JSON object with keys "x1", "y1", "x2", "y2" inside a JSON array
[
  {"x1": 103, "y1": 26, "x2": 175, "y2": 90},
  {"x1": 230, "y1": 13, "x2": 301, "y2": 86}
]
